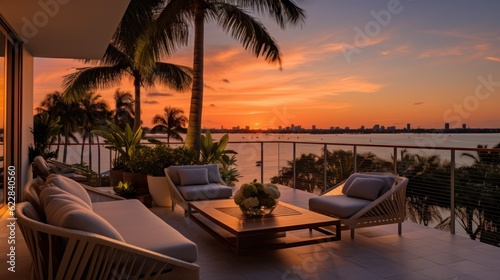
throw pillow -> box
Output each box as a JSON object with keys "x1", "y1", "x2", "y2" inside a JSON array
[
  {"x1": 46, "y1": 174, "x2": 92, "y2": 208},
  {"x1": 178, "y1": 168, "x2": 209, "y2": 186},
  {"x1": 39, "y1": 183, "x2": 92, "y2": 210},
  {"x1": 44, "y1": 196, "x2": 124, "y2": 241},
  {"x1": 345, "y1": 178, "x2": 386, "y2": 201}
]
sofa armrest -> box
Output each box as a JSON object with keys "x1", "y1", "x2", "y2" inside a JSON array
[
  {"x1": 81, "y1": 184, "x2": 126, "y2": 202},
  {"x1": 16, "y1": 202, "x2": 200, "y2": 280}
]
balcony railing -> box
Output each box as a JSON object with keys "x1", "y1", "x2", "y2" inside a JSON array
[{"x1": 55, "y1": 138, "x2": 500, "y2": 246}]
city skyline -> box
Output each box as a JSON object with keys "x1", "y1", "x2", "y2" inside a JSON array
[{"x1": 34, "y1": 0, "x2": 500, "y2": 130}]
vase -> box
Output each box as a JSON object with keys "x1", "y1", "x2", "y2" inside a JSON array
[{"x1": 239, "y1": 200, "x2": 279, "y2": 218}]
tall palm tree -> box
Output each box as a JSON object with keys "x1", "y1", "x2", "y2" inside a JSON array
[
  {"x1": 62, "y1": 0, "x2": 192, "y2": 133},
  {"x1": 37, "y1": 91, "x2": 82, "y2": 163},
  {"x1": 112, "y1": 89, "x2": 135, "y2": 129},
  {"x1": 79, "y1": 92, "x2": 111, "y2": 170},
  {"x1": 150, "y1": 106, "x2": 188, "y2": 144},
  {"x1": 146, "y1": 0, "x2": 306, "y2": 151}
]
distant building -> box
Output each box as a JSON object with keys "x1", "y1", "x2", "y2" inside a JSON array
[
  {"x1": 445, "y1": 123, "x2": 450, "y2": 130},
  {"x1": 407, "y1": 123, "x2": 411, "y2": 130},
  {"x1": 360, "y1": 125, "x2": 365, "y2": 130},
  {"x1": 245, "y1": 126, "x2": 250, "y2": 130},
  {"x1": 312, "y1": 125, "x2": 316, "y2": 130},
  {"x1": 462, "y1": 124, "x2": 466, "y2": 129},
  {"x1": 387, "y1": 126, "x2": 396, "y2": 131}
]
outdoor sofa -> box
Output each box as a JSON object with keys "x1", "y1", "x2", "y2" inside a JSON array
[
  {"x1": 17, "y1": 174, "x2": 199, "y2": 279},
  {"x1": 164, "y1": 164, "x2": 233, "y2": 214},
  {"x1": 309, "y1": 173, "x2": 409, "y2": 239}
]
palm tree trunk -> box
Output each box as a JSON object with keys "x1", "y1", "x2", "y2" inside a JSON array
[
  {"x1": 185, "y1": 2, "x2": 205, "y2": 151},
  {"x1": 81, "y1": 133, "x2": 87, "y2": 165},
  {"x1": 133, "y1": 77, "x2": 142, "y2": 132},
  {"x1": 89, "y1": 133, "x2": 93, "y2": 171}
]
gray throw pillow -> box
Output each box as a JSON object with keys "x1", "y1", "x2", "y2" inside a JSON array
[
  {"x1": 178, "y1": 168, "x2": 209, "y2": 186},
  {"x1": 345, "y1": 178, "x2": 386, "y2": 201}
]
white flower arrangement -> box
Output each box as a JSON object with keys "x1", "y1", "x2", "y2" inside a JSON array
[{"x1": 234, "y1": 180, "x2": 280, "y2": 210}]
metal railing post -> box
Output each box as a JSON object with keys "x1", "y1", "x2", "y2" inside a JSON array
[
  {"x1": 450, "y1": 149, "x2": 456, "y2": 235},
  {"x1": 323, "y1": 144, "x2": 328, "y2": 193},
  {"x1": 260, "y1": 142, "x2": 264, "y2": 183},
  {"x1": 353, "y1": 145, "x2": 357, "y2": 173},
  {"x1": 293, "y1": 143, "x2": 296, "y2": 189},
  {"x1": 393, "y1": 147, "x2": 398, "y2": 174}
]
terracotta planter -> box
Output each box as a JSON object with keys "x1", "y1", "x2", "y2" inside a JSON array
[
  {"x1": 123, "y1": 171, "x2": 149, "y2": 195},
  {"x1": 109, "y1": 169, "x2": 123, "y2": 187},
  {"x1": 147, "y1": 175, "x2": 172, "y2": 207}
]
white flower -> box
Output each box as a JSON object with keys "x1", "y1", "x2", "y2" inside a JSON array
[{"x1": 241, "y1": 197, "x2": 259, "y2": 208}]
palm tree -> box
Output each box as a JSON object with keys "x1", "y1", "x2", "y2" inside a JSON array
[
  {"x1": 37, "y1": 91, "x2": 82, "y2": 163},
  {"x1": 150, "y1": 106, "x2": 188, "y2": 144},
  {"x1": 62, "y1": 0, "x2": 193, "y2": 133},
  {"x1": 112, "y1": 89, "x2": 135, "y2": 129},
  {"x1": 146, "y1": 0, "x2": 306, "y2": 151},
  {"x1": 79, "y1": 92, "x2": 111, "y2": 170}
]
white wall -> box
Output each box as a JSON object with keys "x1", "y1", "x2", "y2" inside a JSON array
[{"x1": 20, "y1": 48, "x2": 33, "y2": 190}]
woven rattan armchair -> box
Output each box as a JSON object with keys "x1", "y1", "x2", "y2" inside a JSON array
[{"x1": 309, "y1": 173, "x2": 409, "y2": 239}]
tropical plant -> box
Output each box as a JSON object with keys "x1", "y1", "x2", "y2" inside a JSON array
[
  {"x1": 219, "y1": 154, "x2": 241, "y2": 187},
  {"x1": 91, "y1": 121, "x2": 143, "y2": 170},
  {"x1": 28, "y1": 112, "x2": 62, "y2": 162},
  {"x1": 130, "y1": 144, "x2": 196, "y2": 176},
  {"x1": 150, "y1": 106, "x2": 188, "y2": 144},
  {"x1": 113, "y1": 181, "x2": 136, "y2": 198},
  {"x1": 198, "y1": 130, "x2": 236, "y2": 164},
  {"x1": 62, "y1": 0, "x2": 193, "y2": 132},
  {"x1": 145, "y1": 0, "x2": 306, "y2": 150},
  {"x1": 36, "y1": 91, "x2": 82, "y2": 163}
]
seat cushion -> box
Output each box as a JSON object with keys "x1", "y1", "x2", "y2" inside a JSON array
[
  {"x1": 93, "y1": 199, "x2": 198, "y2": 262},
  {"x1": 167, "y1": 164, "x2": 222, "y2": 185},
  {"x1": 177, "y1": 183, "x2": 233, "y2": 201},
  {"x1": 46, "y1": 174, "x2": 92, "y2": 208},
  {"x1": 342, "y1": 173, "x2": 396, "y2": 195},
  {"x1": 345, "y1": 178, "x2": 386, "y2": 201},
  {"x1": 309, "y1": 195, "x2": 372, "y2": 219}
]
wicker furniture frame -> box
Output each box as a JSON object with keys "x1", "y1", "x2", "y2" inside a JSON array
[
  {"x1": 311, "y1": 174, "x2": 409, "y2": 239},
  {"x1": 16, "y1": 183, "x2": 199, "y2": 280}
]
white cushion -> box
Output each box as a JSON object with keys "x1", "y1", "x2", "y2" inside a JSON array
[
  {"x1": 39, "y1": 183, "x2": 91, "y2": 210},
  {"x1": 345, "y1": 178, "x2": 386, "y2": 201},
  {"x1": 46, "y1": 174, "x2": 92, "y2": 208},
  {"x1": 178, "y1": 168, "x2": 209, "y2": 186},
  {"x1": 93, "y1": 200, "x2": 198, "y2": 262},
  {"x1": 44, "y1": 196, "x2": 124, "y2": 241}
]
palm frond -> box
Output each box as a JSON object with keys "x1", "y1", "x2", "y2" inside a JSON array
[
  {"x1": 150, "y1": 62, "x2": 193, "y2": 91},
  {"x1": 62, "y1": 66, "x2": 126, "y2": 102},
  {"x1": 215, "y1": 3, "x2": 282, "y2": 66},
  {"x1": 236, "y1": 0, "x2": 306, "y2": 28}
]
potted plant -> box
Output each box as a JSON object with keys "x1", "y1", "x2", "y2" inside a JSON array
[
  {"x1": 92, "y1": 121, "x2": 143, "y2": 186},
  {"x1": 141, "y1": 145, "x2": 196, "y2": 207}
]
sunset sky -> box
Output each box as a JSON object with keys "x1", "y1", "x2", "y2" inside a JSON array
[{"x1": 34, "y1": 0, "x2": 500, "y2": 130}]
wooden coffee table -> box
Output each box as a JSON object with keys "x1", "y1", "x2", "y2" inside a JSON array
[{"x1": 188, "y1": 199, "x2": 340, "y2": 254}]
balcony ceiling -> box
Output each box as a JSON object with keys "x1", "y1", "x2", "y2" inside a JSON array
[{"x1": 0, "y1": 0, "x2": 130, "y2": 59}]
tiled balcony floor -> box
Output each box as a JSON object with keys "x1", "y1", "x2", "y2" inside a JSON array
[{"x1": 2, "y1": 185, "x2": 500, "y2": 279}]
